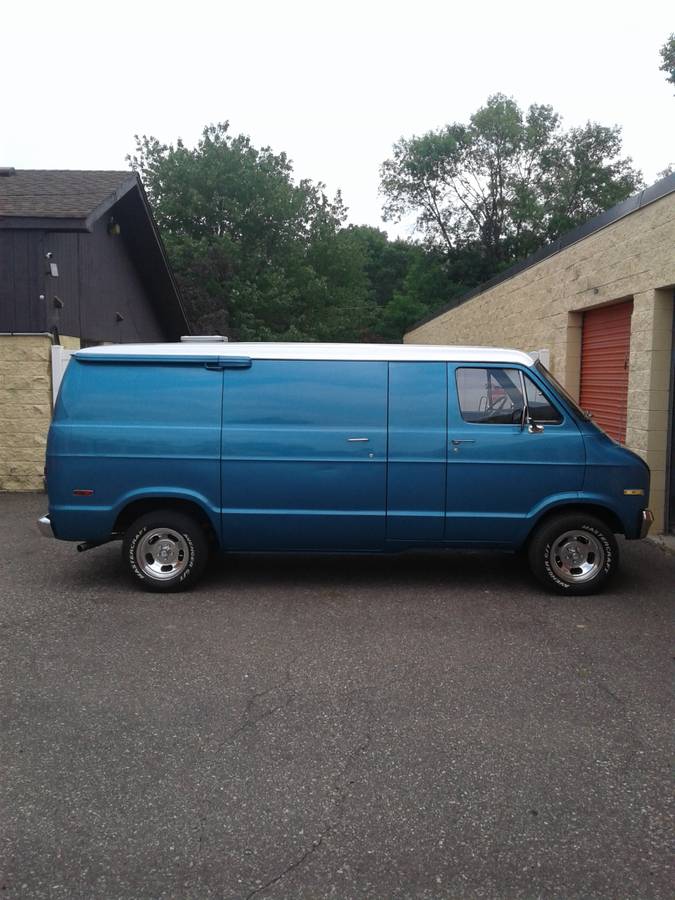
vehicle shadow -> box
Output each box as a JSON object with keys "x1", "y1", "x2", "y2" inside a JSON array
[
  {"x1": 56, "y1": 536, "x2": 657, "y2": 604},
  {"x1": 60, "y1": 541, "x2": 533, "y2": 596}
]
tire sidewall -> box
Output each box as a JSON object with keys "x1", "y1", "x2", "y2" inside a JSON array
[
  {"x1": 123, "y1": 512, "x2": 206, "y2": 592},
  {"x1": 530, "y1": 516, "x2": 618, "y2": 595}
]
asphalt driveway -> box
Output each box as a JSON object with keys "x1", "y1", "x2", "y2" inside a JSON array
[{"x1": 1, "y1": 493, "x2": 673, "y2": 899}]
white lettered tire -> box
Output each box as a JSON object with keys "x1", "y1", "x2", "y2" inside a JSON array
[
  {"x1": 123, "y1": 510, "x2": 209, "y2": 592},
  {"x1": 528, "y1": 512, "x2": 618, "y2": 596}
]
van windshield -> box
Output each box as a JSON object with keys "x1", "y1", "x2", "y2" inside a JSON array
[{"x1": 534, "y1": 360, "x2": 591, "y2": 421}]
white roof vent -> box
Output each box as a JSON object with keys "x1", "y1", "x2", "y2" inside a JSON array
[{"x1": 180, "y1": 335, "x2": 228, "y2": 342}]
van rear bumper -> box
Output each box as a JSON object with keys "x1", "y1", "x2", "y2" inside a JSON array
[
  {"x1": 640, "y1": 509, "x2": 654, "y2": 539},
  {"x1": 37, "y1": 514, "x2": 54, "y2": 538}
]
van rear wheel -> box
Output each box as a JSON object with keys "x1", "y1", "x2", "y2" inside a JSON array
[
  {"x1": 528, "y1": 512, "x2": 618, "y2": 596},
  {"x1": 123, "y1": 509, "x2": 209, "y2": 592}
]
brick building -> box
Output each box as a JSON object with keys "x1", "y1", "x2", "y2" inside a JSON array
[
  {"x1": 405, "y1": 174, "x2": 675, "y2": 534},
  {"x1": 0, "y1": 169, "x2": 189, "y2": 491}
]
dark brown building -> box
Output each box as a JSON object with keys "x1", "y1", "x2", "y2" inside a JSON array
[
  {"x1": 0, "y1": 168, "x2": 190, "y2": 490},
  {"x1": 0, "y1": 168, "x2": 188, "y2": 343}
]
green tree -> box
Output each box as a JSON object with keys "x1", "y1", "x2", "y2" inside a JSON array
[
  {"x1": 380, "y1": 95, "x2": 642, "y2": 270},
  {"x1": 342, "y1": 226, "x2": 416, "y2": 307},
  {"x1": 376, "y1": 247, "x2": 455, "y2": 340},
  {"x1": 660, "y1": 33, "x2": 675, "y2": 90},
  {"x1": 335, "y1": 226, "x2": 456, "y2": 340},
  {"x1": 129, "y1": 123, "x2": 376, "y2": 340}
]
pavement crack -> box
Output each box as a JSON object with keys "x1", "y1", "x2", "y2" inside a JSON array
[
  {"x1": 243, "y1": 734, "x2": 372, "y2": 898},
  {"x1": 226, "y1": 696, "x2": 294, "y2": 743},
  {"x1": 197, "y1": 814, "x2": 206, "y2": 855},
  {"x1": 245, "y1": 831, "x2": 329, "y2": 899},
  {"x1": 226, "y1": 663, "x2": 296, "y2": 746},
  {"x1": 244, "y1": 664, "x2": 294, "y2": 718},
  {"x1": 597, "y1": 680, "x2": 624, "y2": 705}
]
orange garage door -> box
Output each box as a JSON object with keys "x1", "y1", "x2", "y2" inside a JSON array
[{"x1": 579, "y1": 300, "x2": 633, "y2": 443}]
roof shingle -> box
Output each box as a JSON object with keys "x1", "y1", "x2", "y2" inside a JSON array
[{"x1": 0, "y1": 169, "x2": 136, "y2": 219}]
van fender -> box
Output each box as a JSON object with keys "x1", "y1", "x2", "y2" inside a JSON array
[
  {"x1": 111, "y1": 488, "x2": 221, "y2": 535},
  {"x1": 524, "y1": 492, "x2": 628, "y2": 540}
]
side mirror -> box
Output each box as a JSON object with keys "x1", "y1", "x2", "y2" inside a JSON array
[{"x1": 527, "y1": 418, "x2": 545, "y2": 434}]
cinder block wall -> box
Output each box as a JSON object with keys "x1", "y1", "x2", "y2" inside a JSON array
[
  {"x1": 406, "y1": 192, "x2": 675, "y2": 532},
  {"x1": 0, "y1": 334, "x2": 80, "y2": 492}
]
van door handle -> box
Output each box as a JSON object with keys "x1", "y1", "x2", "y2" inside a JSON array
[
  {"x1": 451, "y1": 439, "x2": 475, "y2": 445},
  {"x1": 347, "y1": 437, "x2": 369, "y2": 442}
]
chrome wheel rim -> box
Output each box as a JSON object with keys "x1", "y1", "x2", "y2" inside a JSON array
[
  {"x1": 549, "y1": 529, "x2": 605, "y2": 584},
  {"x1": 136, "y1": 528, "x2": 189, "y2": 581}
]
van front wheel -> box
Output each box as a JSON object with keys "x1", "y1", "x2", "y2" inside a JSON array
[
  {"x1": 528, "y1": 513, "x2": 618, "y2": 596},
  {"x1": 123, "y1": 510, "x2": 209, "y2": 592}
]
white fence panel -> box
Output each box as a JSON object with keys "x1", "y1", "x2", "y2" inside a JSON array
[{"x1": 51, "y1": 345, "x2": 74, "y2": 407}]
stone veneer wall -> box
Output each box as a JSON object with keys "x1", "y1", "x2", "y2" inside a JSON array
[
  {"x1": 0, "y1": 334, "x2": 80, "y2": 491},
  {"x1": 405, "y1": 192, "x2": 675, "y2": 532}
]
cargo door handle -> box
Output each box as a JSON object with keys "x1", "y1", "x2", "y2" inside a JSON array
[
  {"x1": 451, "y1": 439, "x2": 475, "y2": 445},
  {"x1": 347, "y1": 437, "x2": 369, "y2": 442}
]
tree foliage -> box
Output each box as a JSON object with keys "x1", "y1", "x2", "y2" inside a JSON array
[
  {"x1": 380, "y1": 95, "x2": 642, "y2": 268},
  {"x1": 129, "y1": 100, "x2": 643, "y2": 345},
  {"x1": 660, "y1": 33, "x2": 675, "y2": 90},
  {"x1": 129, "y1": 123, "x2": 376, "y2": 340}
]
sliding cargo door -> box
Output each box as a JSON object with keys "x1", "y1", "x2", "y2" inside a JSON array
[
  {"x1": 386, "y1": 362, "x2": 447, "y2": 541},
  {"x1": 220, "y1": 359, "x2": 388, "y2": 550}
]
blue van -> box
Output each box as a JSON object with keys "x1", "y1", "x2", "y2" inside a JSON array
[{"x1": 39, "y1": 342, "x2": 653, "y2": 595}]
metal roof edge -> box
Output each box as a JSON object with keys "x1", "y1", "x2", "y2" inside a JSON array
[
  {"x1": 405, "y1": 171, "x2": 675, "y2": 335},
  {"x1": 131, "y1": 174, "x2": 192, "y2": 336}
]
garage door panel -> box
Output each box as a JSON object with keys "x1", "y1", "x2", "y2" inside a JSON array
[{"x1": 579, "y1": 301, "x2": 632, "y2": 444}]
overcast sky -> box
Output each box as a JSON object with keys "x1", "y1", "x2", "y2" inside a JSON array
[{"x1": 2, "y1": 0, "x2": 673, "y2": 238}]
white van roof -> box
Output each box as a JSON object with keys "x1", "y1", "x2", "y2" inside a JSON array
[{"x1": 75, "y1": 342, "x2": 535, "y2": 366}]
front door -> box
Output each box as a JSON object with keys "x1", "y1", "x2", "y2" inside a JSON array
[
  {"x1": 220, "y1": 359, "x2": 388, "y2": 550},
  {"x1": 445, "y1": 364, "x2": 586, "y2": 544}
]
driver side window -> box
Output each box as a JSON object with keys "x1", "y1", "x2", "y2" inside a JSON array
[{"x1": 456, "y1": 367, "x2": 525, "y2": 425}]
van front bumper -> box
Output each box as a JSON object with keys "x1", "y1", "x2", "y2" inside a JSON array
[
  {"x1": 37, "y1": 514, "x2": 54, "y2": 538},
  {"x1": 640, "y1": 509, "x2": 654, "y2": 539}
]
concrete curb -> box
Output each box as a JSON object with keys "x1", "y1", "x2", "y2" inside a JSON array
[{"x1": 647, "y1": 534, "x2": 675, "y2": 556}]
